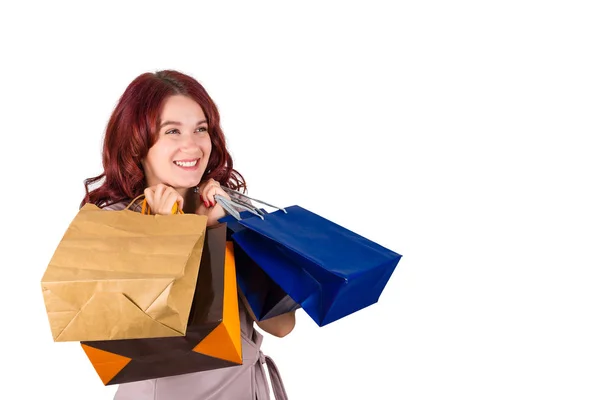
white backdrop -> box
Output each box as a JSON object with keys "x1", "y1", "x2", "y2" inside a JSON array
[{"x1": 1, "y1": 1, "x2": 599, "y2": 399}]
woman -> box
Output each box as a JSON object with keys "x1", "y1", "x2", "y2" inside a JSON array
[{"x1": 82, "y1": 70, "x2": 294, "y2": 399}]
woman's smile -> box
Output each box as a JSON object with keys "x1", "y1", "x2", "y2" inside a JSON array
[{"x1": 173, "y1": 158, "x2": 200, "y2": 170}]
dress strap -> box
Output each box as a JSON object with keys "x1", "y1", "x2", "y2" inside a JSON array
[
  {"x1": 261, "y1": 353, "x2": 289, "y2": 400},
  {"x1": 246, "y1": 330, "x2": 289, "y2": 400}
]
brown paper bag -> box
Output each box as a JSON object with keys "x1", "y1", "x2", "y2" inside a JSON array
[{"x1": 41, "y1": 198, "x2": 208, "y2": 342}]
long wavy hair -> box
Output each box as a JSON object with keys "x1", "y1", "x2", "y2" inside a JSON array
[{"x1": 81, "y1": 70, "x2": 246, "y2": 208}]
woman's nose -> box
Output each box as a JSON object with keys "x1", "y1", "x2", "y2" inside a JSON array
[{"x1": 181, "y1": 133, "x2": 201, "y2": 150}]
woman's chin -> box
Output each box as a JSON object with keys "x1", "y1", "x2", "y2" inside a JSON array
[{"x1": 169, "y1": 175, "x2": 203, "y2": 187}]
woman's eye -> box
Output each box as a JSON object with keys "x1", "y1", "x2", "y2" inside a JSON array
[
  {"x1": 195, "y1": 126, "x2": 208, "y2": 133},
  {"x1": 165, "y1": 129, "x2": 179, "y2": 135}
]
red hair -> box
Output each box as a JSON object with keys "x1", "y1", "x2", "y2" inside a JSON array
[{"x1": 81, "y1": 70, "x2": 246, "y2": 208}]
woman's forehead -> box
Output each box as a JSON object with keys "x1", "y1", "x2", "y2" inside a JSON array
[{"x1": 160, "y1": 95, "x2": 206, "y2": 121}]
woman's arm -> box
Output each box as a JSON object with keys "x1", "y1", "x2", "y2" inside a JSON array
[
  {"x1": 238, "y1": 289, "x2": 296, "y2": 338},
  {"x1": 256, "y1": 310, "x2": 296, "y2": 338}
]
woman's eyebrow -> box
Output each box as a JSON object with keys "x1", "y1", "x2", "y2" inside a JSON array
[
  {"x1": 159, "y1": 120, "x2": 180, "y2": 128},
  {"x1": 160, "y1": 120, "x2": 207, "y2": 128}
]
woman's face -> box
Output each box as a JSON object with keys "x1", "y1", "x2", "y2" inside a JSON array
[{"x1": 142, "y1": 95, "x2": 212, "y2": 195}]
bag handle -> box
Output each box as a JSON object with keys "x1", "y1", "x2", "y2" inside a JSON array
[
  {"x1": 124, "y1": 194, "x2": 183, "y2": 215},
  {"x1": 221, "y1": 187, "x2": 287, "y2": 214},
  {"x1": 215, "y1": 195, "x2": 263, "y2": 220},
  {"x1": 124, "y1": 194, "x2": 146, "y2": 211},
  {"x1": 215, "y1": 188, "x2": 286, "y2": 221}
]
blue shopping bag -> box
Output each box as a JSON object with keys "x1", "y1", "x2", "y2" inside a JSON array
[
  {"x1": 216, "y1": 190, "x2": 402, "y2": 327},
  {"x1": 220, "y1": 212, "x2": 300, "y2": 321}
]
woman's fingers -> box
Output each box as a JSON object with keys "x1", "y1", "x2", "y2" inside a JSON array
[
  {"x1": 207, "y1": 186, "x2": 230, "y2": 206},
  {"x1": 143, "y1": 187, "x2": 156, "y2": 213},
  {"x1": 201, "y1": 180, "x2": 229, "y2": 206},
  {"x1": 144, "y1": 184, "x2": 183, "y2": 215},
  {"x1": 162, "y1": 189, "x2": 184, "y2": 213},
  {"x1": 154, "y1": 184, "x2": 167, "y2": 205}
]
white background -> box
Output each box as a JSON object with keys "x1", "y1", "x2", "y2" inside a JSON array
[{"x1": 1, "y1": 1, "x2": 599, "y2": 399}]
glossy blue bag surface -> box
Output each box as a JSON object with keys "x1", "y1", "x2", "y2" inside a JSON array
[{"x1": 218, "y1": 194, "x2": 402, "y2": 327}]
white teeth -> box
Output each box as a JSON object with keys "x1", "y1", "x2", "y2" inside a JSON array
[{"x1": 174, "y1": 160, "x2": 198, "y2": 167}]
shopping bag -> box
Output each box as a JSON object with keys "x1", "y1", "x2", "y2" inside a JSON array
[
  {"x1": 216, "y1": 189, "x2": 402, "y2": 327},
  {"x1": 220, "y1": 212, "x2": 300, "y2": 321},
  {"x1": 41, "y1": 196, "x2": 208, "y2": 342},
  {"x1": 80, "y1": 223, "x2": 243, "y2": 385}
]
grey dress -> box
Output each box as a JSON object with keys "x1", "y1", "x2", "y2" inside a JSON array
[{"x1": 101, "y1": 200, "x2": 289, "y2": 400}]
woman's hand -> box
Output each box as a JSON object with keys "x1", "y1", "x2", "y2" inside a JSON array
[
  {"x1": 195, "y1": 178, "x2": 230, "y2": 226},
  {"x1": 143, "y1": 184, "x2": 184, "y2": 215}
]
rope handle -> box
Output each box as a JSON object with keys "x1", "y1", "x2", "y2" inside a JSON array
[{"x1": 124, "y1": 194, "x2": 183, "y2": 215}]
